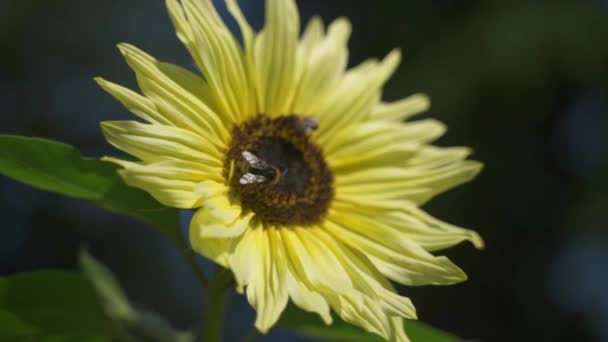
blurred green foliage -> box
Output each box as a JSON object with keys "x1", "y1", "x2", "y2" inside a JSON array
[{"x1": 0, "y1": 271, "x2": 110, "y2": 341}]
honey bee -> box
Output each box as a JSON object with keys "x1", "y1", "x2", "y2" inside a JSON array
[{"x1": 239, "y1": 151, "x2": 285, "y2": 185}]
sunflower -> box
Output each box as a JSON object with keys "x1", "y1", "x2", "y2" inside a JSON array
[{"x1": 96, "y1": 0, "x2": 484, "y2": 340}]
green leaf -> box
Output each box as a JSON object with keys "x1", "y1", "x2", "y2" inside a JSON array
[
  {"x1": 0, "y1": 309, "x2": 38, "y2": 339},
  {"x1": 402, "y1": 320, "x2": 461, "y2": 342},
  {"x1": 41, "y1": 334, "x2": 110, "y2": 342},
  {"x1": 0, "y1": 135, "x2": 181, "y2": 242},
  {"x1": 79, "y1": 249, "x2": 135, "y2": 321},
  {"x1": 79, "y1": 250, "x2": 194, "y2": 342},
  {"x1": 277, "y1": 305, "x2": 459, "y2": 342},
  {"x1": 0, "y1": 271, "x2": 111, "y2": 339}
]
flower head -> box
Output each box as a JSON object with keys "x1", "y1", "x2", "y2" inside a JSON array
[{"x1": 97, "y1": 0, "x2": 484, "y2": 340}]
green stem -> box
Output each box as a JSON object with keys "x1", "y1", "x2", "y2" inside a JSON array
[
  {"x1": 184, "y1": 248, "x2": 209, "y2": 288},
  {"x1": 201, "y1": 267, "x2": 232, "y2": 342}
]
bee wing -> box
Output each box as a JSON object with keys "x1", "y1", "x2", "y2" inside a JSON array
[
  {"x1": 239, "y1": 173, "x2": 267, "y2": 185},
  {"x1": 242, "y1": 151, "x2": 270, "y2": 170}
]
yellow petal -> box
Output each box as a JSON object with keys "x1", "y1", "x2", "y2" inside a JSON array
[
  {"x1": 107, "y1": 157, "x2": 222, "y2": 182},
  {"x1": 405, "y1": 161, "x2": 483, "y2": 205},
  {"x1": 253, "y1": 0, "x2": 300, "y2": 116},
  {"x1": 167, "y1": 0, "x2": 255, "y2": 122},
  {"x1": 333, "y1": 194, "x2": 413, "y2": 212},
  {"x1": 280, "y1": 228, "x2": 356, "y2": 299},
  {"x1": 299, "y1": 16, "x2": 325, "y2": 58},
  {"x1": 285, "y1": 271, "x2": 332, "y2": 325},
  {"x1": 194, "y1": 180, "x2": 229, "y2": 198},
  {"x1": 117, "y1": 44, "x2": 228, "y2": 144},
  {"x1": 102, "y1": 157, "x2": 220, "y2": 208},
  {"x1": 324, "y1": 119, "x2": 446, "y2": 173},
  {"x1": 100, "y1": 120, "x2": 223, "y2": 165},
  {"x1": 95, "y1": 77, "x2": 172, "y2": 126},
  {"x1": 231, "y1": 228, "x2": 289, "y2": 333},
  {"x1": 225, "y1": 0, "x2": 254, "y2": 54},
  {"x1": 381, "y1": 206, "x2": 485, "y2": 251},
  {"x1": 322, "y1": 119, "x2": 446, "y2": 158},
  {"x1": 229, "y1": 225, "x2": 259, "y2": 294},
  {"x1": 292, "y1": 17, "x2": 351, "y2": 115},
  {"x1": 225, "y1": 0, "x2": 257, "y2": 107},
  {"x1": 313, "y1": 229, "x2": 417, "y2": 319},
  {"x1": 189, "y1": 210, "x2": 239, "y2": 268},
  {"x1": 192, "y1": 202, "x2": 252, "y2": 239},
  {"x1": 314, "y1": 49, "x2": 402, "y2": 145},
  {"x1": 325, "y1": 219, "x2": 468, "y2": 286},
  {"x1": 331, "y1": 201, "x2": 483, "y2": 253},
  {"x1": 368, "y1": 93, "x2": 430, "y2": 122},
  {"x1": 390, "y1": 317, "x2": 411, "y2": 342},
  {"x1": 328, "y1": 296, "x2": 392, "y2": 339},
  {"x1": 281, "y1": 228, "x2": 413, "y2": 340},
  {"x1": 334, "y1": 161, "x2": 483, "y2": 205},
  {"x1": 196, "y1": 208, "x2": 251, "y2": 239},
  {"x1": 404, "y1": 146, "x2": 472, "y2": 169}
]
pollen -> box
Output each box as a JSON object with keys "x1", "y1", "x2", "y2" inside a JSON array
[{"x1": 224, "y1": 115, "x2": 333, "y2": 227}]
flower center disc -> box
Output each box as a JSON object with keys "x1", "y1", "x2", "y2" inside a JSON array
[{"x1": 225, "y1": 115, "x2": 333, "y2": 227}]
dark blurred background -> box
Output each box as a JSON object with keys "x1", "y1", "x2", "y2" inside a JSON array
[{"x1": 2, "y1": 0, "x2": 608, "y2": 341}]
